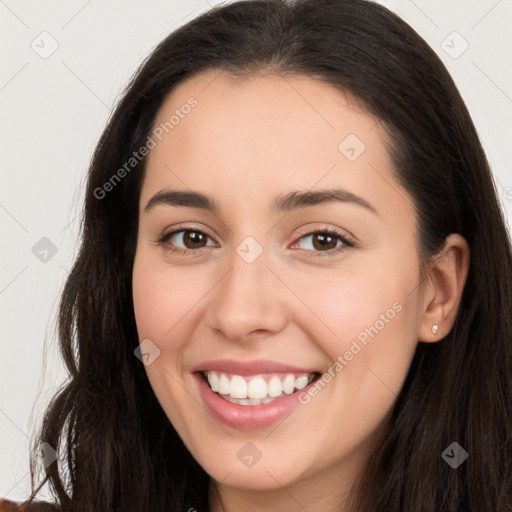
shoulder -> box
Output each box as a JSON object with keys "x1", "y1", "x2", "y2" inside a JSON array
[{"x1": 0, "y1": 498, "x2": 59, "y2": 511}]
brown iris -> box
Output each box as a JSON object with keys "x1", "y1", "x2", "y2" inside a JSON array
[
  {"x1": 311, "y1": 233, "x2": 338, "y2": 251},
  {"x1": 183, "y1": 230, "x2": 208, "y2": 248}
]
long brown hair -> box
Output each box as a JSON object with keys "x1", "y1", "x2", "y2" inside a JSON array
[{"x1": 23, "y1": 0, "x2": 512, "y2": 510}]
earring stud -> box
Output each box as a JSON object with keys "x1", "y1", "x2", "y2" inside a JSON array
[{"x1": 432, "y1": 324, "x2": 439, "y2": 335}]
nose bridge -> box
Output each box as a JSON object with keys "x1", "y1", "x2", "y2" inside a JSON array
[{"x1": 207, "y1": 242, "x2": 287, "y2": 339}]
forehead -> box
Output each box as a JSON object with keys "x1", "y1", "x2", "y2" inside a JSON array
[
  {"x1": 142, "y1": 69, "x2": 413, "y2": 221},
  {"x1": 149, "y1": 69, "x2": 381, "y2": 164}
]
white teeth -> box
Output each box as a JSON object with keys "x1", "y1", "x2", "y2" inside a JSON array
[
  {"x1": 218, "y1": 373, "x2": 230, "y2": 395},
  {"x1": 204, "y1": 371, "x2": 316, "y2": 402},
  {"x1": 282, "y1": 374, "x2": 295, "y2": 394},
  {"x1": 230, "y1": 375, "x2": 247, "y2": 399},
  {"x1": 247, "y1": 377, "x2": 267, "y2": 399},
  {"x1": 295, "y1": 375, "x2": 309, "y2": 390},
  {"x1": 207, "y1": 371, "x2": 219, "y2": 392},
  {"x1": 267, "y1": 376, "x2": 282, "y2": 397},
  {"x1": 224, "y1": 396, "x2": 276, "y2": 406}
]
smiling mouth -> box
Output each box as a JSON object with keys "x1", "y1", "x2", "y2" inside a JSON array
[{"x1": 201, "y1": 370, "x2": 321, "y2": 406}]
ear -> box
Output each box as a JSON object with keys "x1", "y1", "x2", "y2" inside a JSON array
[{"x1": 418, "y1": 233, "x2": 470, "y2": 343}]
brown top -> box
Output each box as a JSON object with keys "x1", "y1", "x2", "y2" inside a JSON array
[{"x1": 0, "y1": 498, "x2": 58, "y2": 511}]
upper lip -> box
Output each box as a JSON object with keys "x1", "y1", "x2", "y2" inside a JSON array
[{"x1": 192, "y1": 359, "x2": 319, "y2": 376}]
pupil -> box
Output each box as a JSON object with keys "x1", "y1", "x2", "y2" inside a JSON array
[
  {"x1": 313, "y1": 233, "x2": 336, "y2": 250},
  {"x1": 186, "y1": 231, "x2": 205, "y2": 247}
]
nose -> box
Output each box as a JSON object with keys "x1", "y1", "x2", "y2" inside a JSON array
[{"x1": 206, "y1": 249, "x2": 288, "y2": 342}]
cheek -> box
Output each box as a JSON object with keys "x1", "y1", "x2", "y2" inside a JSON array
[
  {"x1": 132, "y1": 255, "x2": 208, "y2": 431},
  {"x1": 290, "y1": 265, "x2": 417, "y2": 354},
  {"x1": 132, "y1": 254, "x2": 207, "y2": 344},
  {"x1": 286, "y1": 270, "x2": 419, "y2": 458},
  {"x1": 289, "y1": 257, "x2": 421, "y2": 418}
]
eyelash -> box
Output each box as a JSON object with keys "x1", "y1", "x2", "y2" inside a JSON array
[{"x1": 156, "y1": 227, "x2": 354, "y2": 258}]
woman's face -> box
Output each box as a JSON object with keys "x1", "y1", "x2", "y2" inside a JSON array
[{"x1": 132, "y1": 70, "x2": 424, "y2": 497}]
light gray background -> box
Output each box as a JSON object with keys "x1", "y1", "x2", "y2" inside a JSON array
[{"x1": 1, "y1": 0, "x2": 511, "y2": 501}]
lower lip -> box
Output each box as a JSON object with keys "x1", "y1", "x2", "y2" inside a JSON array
[{"x1": 194, "y1": 373, "x2": 317, "y2": 430}]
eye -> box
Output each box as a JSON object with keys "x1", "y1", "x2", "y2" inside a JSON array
[
  {"x1": 157, "y1": 229, "x2": 217, "y2": 253},
  {"x1": 156, "y1": 227, "x2": 353, "y2": 256},
  {"x1": 292, "y1": 229, "x2": 353, "y2": 255}
]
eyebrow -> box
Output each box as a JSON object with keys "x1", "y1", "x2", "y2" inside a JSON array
[
  {"x1": 272, "y1": 188, "x2": 378, "y2": 215},
  {"x1": 144, "y1": 188, "x2": 378, "y2": 215}
]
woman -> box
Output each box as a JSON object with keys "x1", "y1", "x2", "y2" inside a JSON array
[{"x1": 3, "y1": 0, "x2": 511, "y2": 510}]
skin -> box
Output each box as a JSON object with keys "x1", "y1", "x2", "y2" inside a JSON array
[{"x1": 132, "y1": 69, "x2": 469, "y2": 512}]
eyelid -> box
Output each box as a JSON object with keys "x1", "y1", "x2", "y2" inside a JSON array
[
  {"x1": 159, "y1": 222, "x2": 217, "y2": 239},
  {"x1": 287, "y1": 227, "x2": 354, "y2": 258},
  {"x1": 291, "y1": 224, "x2": 356, "y2": 245},
  {"x1": 156, "y1": 224, "x2": 219, "y2": 250}
]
